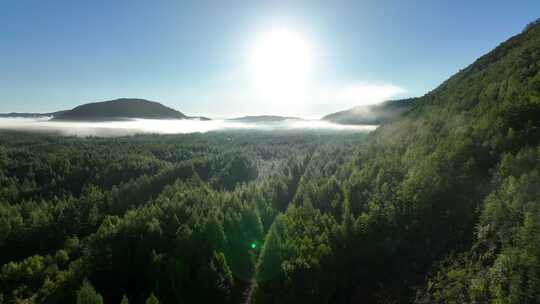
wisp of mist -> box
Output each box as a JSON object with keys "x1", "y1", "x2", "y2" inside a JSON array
[{"x1": 0, "y1": 117, "x2": 377, "y2": 137}]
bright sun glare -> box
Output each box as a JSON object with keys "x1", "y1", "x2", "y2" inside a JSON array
[{"x1": 249, "y1": 28, "x2": 313, "y2": 109}]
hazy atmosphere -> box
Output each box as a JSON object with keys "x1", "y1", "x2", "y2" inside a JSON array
[
  {"x1": 1, "y1": 1, "x2": 540, "y2": 304},
  {"x1": 0, "y1": 117, "x2": 375, "y2": 137}
]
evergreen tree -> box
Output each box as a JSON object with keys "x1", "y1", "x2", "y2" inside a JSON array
[
  {"x1": 76, "y1": 281, "x2": 103, "y2": 304},
  {"x1": 255, "y1": 217, "x2": 284, "y2": 283},
  {"x1": 119, "y1": 294, "x2": 129, "y2": 304},
  {"x1": 145, "y1": 293, "x2": 160, "y2": 304}
]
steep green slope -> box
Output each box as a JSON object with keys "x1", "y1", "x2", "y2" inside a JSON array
[
  {"x1": 367, "y1": 18, "x2": 540, "y2": 303},
  {"x1": 254, "y1": 20, "x2": 540, "y2": 303}
]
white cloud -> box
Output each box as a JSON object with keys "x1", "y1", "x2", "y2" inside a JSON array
[{"x1": 334, "y1": 83, "x2": 406, "y2": 106}]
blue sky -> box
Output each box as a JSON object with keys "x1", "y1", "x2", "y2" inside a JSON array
[{"x1": 1, "y1": 0, "x2": 539, "y2": 117}]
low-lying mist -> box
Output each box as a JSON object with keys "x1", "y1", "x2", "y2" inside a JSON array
[{"x1": 0, "y1": 117, "x2": 377, "y2": 137}]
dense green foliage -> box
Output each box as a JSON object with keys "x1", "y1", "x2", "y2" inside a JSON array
[
  {"x1": 76, "y1": 282, "x2": 103, "y2": 304},
  {"x1": 0, "y1": 130, "x2": 367, "y2": 303},
  {"x1": 2, "y1": 20, "x2": 540, "y2": 304}
]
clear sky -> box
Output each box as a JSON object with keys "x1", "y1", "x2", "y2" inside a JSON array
[{"x1": 1, "y1": 0, "x2": 539, "y2": 117}]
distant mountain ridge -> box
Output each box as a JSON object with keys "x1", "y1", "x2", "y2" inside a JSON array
[
  {"x1": 322, "y1": 98, "x2": 416, "y2": 125},
  {"x1": 52, "y1": 98, "x2": 187, "y2": 121},
  {"x1": 2, "y1": 98, "x2": 411, "y2": 124},
  {"x1": 0, "y1": 111, "x2": 67, "y2": 118},
  {"x1": 0, "y1": 98, "x2": 209, "y2": 121}
]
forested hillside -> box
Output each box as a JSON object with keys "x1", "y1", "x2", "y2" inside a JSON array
[
  {"x1": 322, "y1": 98, "x2": 415, "y2": 125},
  {"x1": 1, "y1": 19, "x2": 540, "y2": 304},
  {"x1": 252, "y1": 19, "x2": 540, "y2": 303}
]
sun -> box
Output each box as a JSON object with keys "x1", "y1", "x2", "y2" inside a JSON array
[{"x1": 248, "y1": 28, "x2": 313, "y2": 108}]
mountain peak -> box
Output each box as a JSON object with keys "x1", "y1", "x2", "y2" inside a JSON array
[{"x1": 52, "y1": 98, "x2": 188, "y2": 121}]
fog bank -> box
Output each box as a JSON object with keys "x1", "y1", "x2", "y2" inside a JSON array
[{"x1": 0, "y1": 117, "x2": 377, "y2": 137}]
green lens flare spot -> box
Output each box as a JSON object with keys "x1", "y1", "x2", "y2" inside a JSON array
[{"x1": 251, "y1": 242, "x2": 257, "y2": 249}]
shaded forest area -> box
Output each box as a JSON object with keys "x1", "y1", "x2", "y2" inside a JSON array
[{"x1": 2, "y1": 18, "x2": 540, "y2": 304}]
